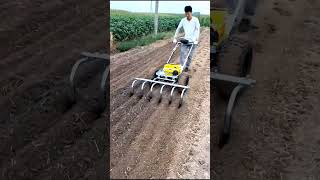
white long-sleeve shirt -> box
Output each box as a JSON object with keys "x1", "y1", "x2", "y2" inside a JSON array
[{"x1": 174, "y1": 17, "x2": 200, "y2": 42}]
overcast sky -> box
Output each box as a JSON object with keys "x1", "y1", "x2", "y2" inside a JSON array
[{"x1": 110, "y1": 1, "x2": 210, "y2": 15}]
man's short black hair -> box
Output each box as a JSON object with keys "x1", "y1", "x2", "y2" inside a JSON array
[{"x1": 184, "y1": 6, "x2": 192, "y2": 13}]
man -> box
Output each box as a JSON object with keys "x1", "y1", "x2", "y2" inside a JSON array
[{"x1": 173, "y1": 6, "x2": 200, "y2": 72}]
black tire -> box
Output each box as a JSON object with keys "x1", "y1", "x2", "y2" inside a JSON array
[
  {"x1": 184, "y1": 76, "x2": 189, "y2": 86},
  {"x1": 177, "y1": 73, "x2": 189, "y2": 93},
  {"x1": 215, "y1": 39, "x2": 253, "y2": 100},
  {"x1": 173, "y1": 70, "x2": 178, "y2": 76},
  {"x1": 238, "y1": 18, "x2": 251, "y2": 33},
  {"x1": 152, "y1": 70, "x2": 158, "y2": 79},
  {"x1": 244, "y1": 0, "x2": 257, "y2": 16}
]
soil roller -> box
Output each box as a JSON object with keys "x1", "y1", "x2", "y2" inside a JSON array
[
  {"x1": 68, "y1": 52, "x2": 109, "y2": 113},
  {"x1": 129, "y1": 38, "x2": 195, "y2": 108},
  {"x1": 211, "y1": 0, "x2": 257, "y2": 147}
]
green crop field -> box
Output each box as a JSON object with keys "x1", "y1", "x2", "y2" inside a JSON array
[{"x1": 110, "y1": 10, "x2": 209, "y2": 42}]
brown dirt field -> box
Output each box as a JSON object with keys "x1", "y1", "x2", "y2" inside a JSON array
[
  {"x1": 0, "y1": 1, "x2": 108, "y2": 179},
  {"x1": 110, "y1": 28, "x2": 210, "y2": 179},
  {"x1": 212, "y1": 0, "x2": 320, "y2": 179}
]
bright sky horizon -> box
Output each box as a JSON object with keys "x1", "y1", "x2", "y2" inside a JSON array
[{"x1": 110, "y1": 1, "x2": 210, "y2": 15}]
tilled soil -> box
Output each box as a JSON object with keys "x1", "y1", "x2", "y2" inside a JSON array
[
  {"x1": 110, "y1": 29, "x2": 210, "y2": 179},
  {"x1": 0, "y1": 1, "x2": 108, "y2": 179},
  {"x1": 212, "y1": 0, "x2": 320, "y2": 179}
]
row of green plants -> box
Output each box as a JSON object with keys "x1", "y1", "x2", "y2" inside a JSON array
[{"x1": 111, "y1": 10, "x2": 209, "y2": 42}]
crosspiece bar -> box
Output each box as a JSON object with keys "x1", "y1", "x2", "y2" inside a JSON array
[
  {"x1": 134, "y1": 78, "x2": 189, "y2": 89},
  {"x1": 211, "y1": 73, "x2": 256, "y2": 86}
]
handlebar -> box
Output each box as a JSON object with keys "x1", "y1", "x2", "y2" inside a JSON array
[{"x1": 176, "y1": 38, "x2": 197, "y2": 45}]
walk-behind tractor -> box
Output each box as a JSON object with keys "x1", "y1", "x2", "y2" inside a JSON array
[
  {"x1": 211, "y1": 0, "x2": 257, "y2": 146},
  {"x1": 129, "y1": 38, "x2": 196, "y2": 108}
]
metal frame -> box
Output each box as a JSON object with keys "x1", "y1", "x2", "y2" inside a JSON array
[
  {"x1": 69, "y1": 52, "x2": 109, "y2": 112},
  {"x1": 166, "y1": 40, "x2": 195, "y2": 71},
  {"x1": 130, "y1": 39, "x2": 195, "y2": 106},
  {"x1": 211, "y1": 0, "x2": 257, "y2": 146},
  {"x1": 212, "y1": 72, "x2": 256, "y2": 145}
]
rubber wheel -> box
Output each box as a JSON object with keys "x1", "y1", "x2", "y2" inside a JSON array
[
  {"x1": 184, "y1": 76, "x2": 189, "y2": 86},
  {"x1": 244, "y1": 0, "x2": 257, "y2": 16},
  {"x1": 215, "y1": 40, "x2": 253, "y2": 100},
  {"x1": 177, "y1": 74, "x2": 189, "y2": 93},
  {"x1": 152, "y1": 70, "x2": 158, "y2": 79}
]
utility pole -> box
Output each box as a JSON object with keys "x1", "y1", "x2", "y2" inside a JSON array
[{"x1": 154, "y1": 0, "x2": 159, "y2": 35}]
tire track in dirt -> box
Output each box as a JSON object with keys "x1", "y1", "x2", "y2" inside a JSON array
[{"x1": 110, "y1": 28, "x2": 209, "y2": 179}]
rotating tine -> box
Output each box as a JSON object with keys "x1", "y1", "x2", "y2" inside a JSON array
[
  {"x1": 150, "y1": 83, "x2": 157, "y2": 92},
  {"x1": 130, "y1": 79, "x2": 139, "y2": 96},
  {"x1": 146, "y1": 82, "x2": 157, "y2": 101},
  {"x1": 169, "y1": 86, "x2": 176, "y2": 104},
  {"x1": 181, "y1": 88, "x2": 187, "y2": 99},
  {"x1": 160, "y1": 85, "x2": 166, "y2": 94},
  {"x1": 131, "y1": 80, "x2": 138, "y2": 88},
  {"x1": 179, "y1": 88, "x2": 187, "y2": 108},
  {"x1": 141, "y1": 81, "x2": 148, "y2": 90},
  {"x1": 158, "y1": 84, "x2": 166, "y2": 104},
  {"x1": 137, "y1": 80, "x2": 149, "y2": 99}
]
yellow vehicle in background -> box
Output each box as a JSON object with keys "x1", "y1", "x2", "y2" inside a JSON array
[
  {"x1": 211, "y1": 0, "x2": 257, "y2": 146},
  {"x1": 211, "y1": 0, "x2": 256, "y2": 45}
]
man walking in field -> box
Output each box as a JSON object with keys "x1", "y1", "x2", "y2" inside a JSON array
[{"x1": 173, "y1": 5, "x2": 200, "y2": 72}]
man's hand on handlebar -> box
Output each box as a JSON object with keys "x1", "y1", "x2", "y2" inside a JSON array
[{"x1": 173, "y1": 39, "x2": 177, "y2": 44}]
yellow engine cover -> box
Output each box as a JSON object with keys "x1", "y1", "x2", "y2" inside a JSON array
[
  {"x1": 211, "y1": 8, "x2": 227, "y2": 45},
  {"x1": 163, "y1": 63, "x2": 181, "y2": 76}
]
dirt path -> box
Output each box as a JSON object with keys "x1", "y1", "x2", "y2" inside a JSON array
[
  {"x1": 212, "y1": 0, "x2": 320, "y2": 179},
  {"x1": 110, "y1": 28, "x2": 210, "y2": 179}
]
